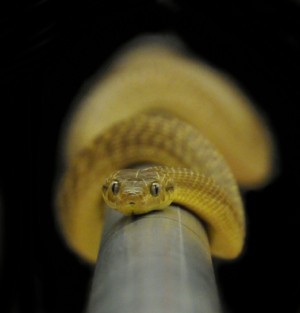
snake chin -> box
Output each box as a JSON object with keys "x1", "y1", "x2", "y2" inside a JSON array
[{"x1": 112, "y1": 197, "x2": 173, "y2": 216}]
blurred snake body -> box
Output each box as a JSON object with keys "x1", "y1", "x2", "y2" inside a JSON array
[{"x1": 57, "y1": 41, "x2": 273, "y2": 263}]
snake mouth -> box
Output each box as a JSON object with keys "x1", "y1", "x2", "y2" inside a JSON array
[{"x1": 129, "y1": 201, "x2": 135, "y2": 205}]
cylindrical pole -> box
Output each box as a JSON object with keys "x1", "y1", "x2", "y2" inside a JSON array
[{"x1": 86, "y1": 205, "x2": 222, "y2": 313}]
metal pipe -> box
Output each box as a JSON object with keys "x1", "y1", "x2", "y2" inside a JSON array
[{"x1": 86, "y1": 205, "x2": 222, "y2": 313}]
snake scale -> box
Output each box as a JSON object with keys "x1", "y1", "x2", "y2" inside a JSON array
[{"x1": 56, "y1": 39, "x2": 273, "y2": 263}]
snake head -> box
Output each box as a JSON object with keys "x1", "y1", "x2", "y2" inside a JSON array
[{"x1": 102, "y1": 168, "x2": 175, "y2": 215}]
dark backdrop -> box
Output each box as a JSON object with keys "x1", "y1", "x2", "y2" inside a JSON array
[{"x1": 1, "y1": 1, "x2": 300, "y2": 312}]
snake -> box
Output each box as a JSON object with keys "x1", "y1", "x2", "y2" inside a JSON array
[
  {"x1": 56, "y1": 39, "x2": 273, "y2": 264},
  {"x1": 102, "y1": 164, "x2": 243, "y2": 260}
]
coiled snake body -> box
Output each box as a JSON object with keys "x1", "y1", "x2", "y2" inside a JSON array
[
  {"x1": 58, "y1": 112, "x2": 244, "y2": 262},
  {"x1": 56, "y1": 41, "x2": 273, "y2": 263}
]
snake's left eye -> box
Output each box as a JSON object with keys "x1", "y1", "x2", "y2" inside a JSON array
[
  {"x1": 111, "y1": 181, "x2": 120, "y2": 195},
  {"x1": 150, "y1": 182, "x2": 160, "y2": 197}
]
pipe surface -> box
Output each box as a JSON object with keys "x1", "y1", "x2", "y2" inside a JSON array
[{"x1": 86, "y1": 205, "x2": 222, "y2": 313}]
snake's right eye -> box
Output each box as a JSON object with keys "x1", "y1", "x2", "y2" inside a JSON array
[
  {"x1": 150, "y1": 182, "x2": 160, "y2": 197},
  {"x1": 111, "y1": 181, "x2": 120, "y2": 195}
]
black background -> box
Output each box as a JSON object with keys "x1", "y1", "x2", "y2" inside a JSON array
[{"x1": 1, "y1": 0, "x2": 300, "y2": 312}]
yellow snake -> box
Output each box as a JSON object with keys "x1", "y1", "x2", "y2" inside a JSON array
[
  {"x1": 56, "y1": 38, "x2": 273, "y2": 264},
  {"x1": 102, "y1": 164, "x2": 243, "y2": 260}
]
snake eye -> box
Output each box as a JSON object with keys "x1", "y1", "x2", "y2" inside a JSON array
[
  {"x1": 111, "y1": 180, "x2": 120, "y2": 195},
  {"x1": 150, "y1": 182, "x2": 160, "y2": 197}
]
